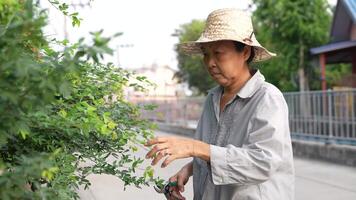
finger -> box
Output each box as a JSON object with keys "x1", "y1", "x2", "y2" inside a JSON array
[
  {"x1": 145, "y1": 143, "x2": 168, "y2": 159},
  {"x1": 177, "y1": 175, "x2": 185, "y2": 192},
  {"x1": 145, "y1": 136, "x2": 168, "y2": 146},
  {"x1": 168, "y1": 185, "x2": 178, "y2": 194},
  {"x1": 151, "y1": 149, "x2": 169, "y2": 165},
  {"x1": 169, "y1": 193, "x2": 180, "y2": 200},
  {"x1": 171, "y1": 189, "x2": 185, "y2": 200},
  {"x1": 169, "y1": 174, "x2": 178, "y2": 183},
  {"x1": 161, "y1": 155, "x2": 177, "y2": 168}
]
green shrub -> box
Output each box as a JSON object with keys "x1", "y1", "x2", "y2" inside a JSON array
[{"x1": 0, "y1": 1, "x2": 161, "y2": 199}]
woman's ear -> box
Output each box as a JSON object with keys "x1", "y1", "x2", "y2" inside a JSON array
[{"x1": 243, "y1": 46, "x2": 251, "y2": 62}]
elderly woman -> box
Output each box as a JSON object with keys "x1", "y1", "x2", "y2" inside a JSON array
[{"x1": 145, "y1": 8, "x2": 294, "y2": 200}]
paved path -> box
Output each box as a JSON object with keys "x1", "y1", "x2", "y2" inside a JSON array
[
  {"x1": 294, "y1": 157, "x2": 356, "y2": 200},
  {"x1": 78, "y1": 131, "x2": 356, "y2": 200}
]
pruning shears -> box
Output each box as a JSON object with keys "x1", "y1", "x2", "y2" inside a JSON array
[{"x1": 154, "y1": 181, "x2": 178, "y2": 199}]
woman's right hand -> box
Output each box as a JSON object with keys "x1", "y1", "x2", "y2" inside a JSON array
[{"x1": 168, "y1": 162, "x2": 193, "y2": 200}]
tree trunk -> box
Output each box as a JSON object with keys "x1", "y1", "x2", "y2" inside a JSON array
[
  {"x1": 298, "y1": 40, "x2": 309, "y2": 92},
  {"x1": 298, "y1": 40, "x2": 311, "y2": 119},
  {"x1": 298, "y1": 68, "x2": 306, "y2": 91}
]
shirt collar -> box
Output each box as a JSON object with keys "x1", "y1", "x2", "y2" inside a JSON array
[
  {"x1": 236, "y1": 70, "x2": 265, "y2": 99},
  {"x1": 208, "y1": 85, "x2": 221, "y2": 96}
]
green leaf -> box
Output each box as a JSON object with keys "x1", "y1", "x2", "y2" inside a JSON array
[
  {"x1": 130, "y1": 146, "x2": 138, "y2": 152},
  {"x1": 113, "y1": 32, "x2": 123, "y2": 37},
  {"x1": 42, "y1": 167, "x2": 59, "y2": 181},
  {"x1": 143, "y1": 166, "x2": 154, "y2": 180},
  {"x1": 107, "y1": 121, "x2": 117, "y2": 129},
  {"x1": 99, "y1": 124, "x2": 110, "y2": 135},
  {"x1": 19, "y1": 129, "x2": 29, "y2": 140},
  {"x1": 111, "y1": 132, "x2": 118, "y2": 140},
  {"x1": 58, "y1": 109, "x2": 67, "y2": 118}
]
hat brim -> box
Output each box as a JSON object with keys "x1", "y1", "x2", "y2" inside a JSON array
[{"x1": 178, "y1": 39, "x2": 276, "y2": 63}]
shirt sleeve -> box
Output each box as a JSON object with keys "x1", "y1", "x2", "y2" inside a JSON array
[{"x1": 209, "y1": 92, "x2": 290, "y2": 185}]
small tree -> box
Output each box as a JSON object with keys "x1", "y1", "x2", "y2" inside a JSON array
[
  {"x1": 252, "y1": 0, "x2": 333, "y2": 91},
  {"x1": 0, "y1": 1, "x2": 162, "y2": 199}
]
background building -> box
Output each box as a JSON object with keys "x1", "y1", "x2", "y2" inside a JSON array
[
  {"x1": 125, "y1": 63, "x2": 189, "y2": 101},
  {"x1": 311, "y1": 0, "x2": 356, "y2": 90}
]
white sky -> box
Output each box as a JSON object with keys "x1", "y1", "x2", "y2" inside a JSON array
[
  {"x1": 41, "y1": 0, "x2": 337, "y2": 70},
  {"x1": 42, "y1": 0, "x2": 253, "y2": 69}
]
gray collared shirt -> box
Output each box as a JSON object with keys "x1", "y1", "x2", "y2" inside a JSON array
[{"x1": 193, "y1": 70, "x2": 295, "y2": 200}]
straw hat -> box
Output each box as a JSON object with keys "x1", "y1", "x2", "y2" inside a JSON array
[{"x1": 179, "y1": 8, "x2": 276, "y2": 62}]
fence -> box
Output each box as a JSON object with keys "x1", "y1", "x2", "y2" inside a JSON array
[
  {"x1": 130, "y1": 96, "x2": 204, "y2": 129},
  {"x1": 130, "y1": 89, "x2": 356, "y2": 145},
  {"x1": 285, "y1": 89, "x2": 356, "y2": 145}
]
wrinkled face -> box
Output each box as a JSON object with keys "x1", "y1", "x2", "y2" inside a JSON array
[{"x1": 201, "y1": 40, "x2": 250, "y2": 87}]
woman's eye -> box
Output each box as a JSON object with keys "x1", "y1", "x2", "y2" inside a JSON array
[{"x1": 202, "y1": 51, "x2": 209, "y2": 57}]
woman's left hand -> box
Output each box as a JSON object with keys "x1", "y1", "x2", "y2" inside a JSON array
[{"x1": 145, "y1": 136, "x2": 195, "y2": 168}]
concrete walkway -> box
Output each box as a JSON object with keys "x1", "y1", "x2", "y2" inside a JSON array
[
  {"x1": 78, "y1": 131, "x2": 356, "y2": 200},
  {"x1": 294, "y1": 157, "x2": 356, "y2": 200}
]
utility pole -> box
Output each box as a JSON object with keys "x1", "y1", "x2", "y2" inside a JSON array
[
  {"x1": 63, "y1": 0, "x2": 91, "y2": 40},
  {"x1": 116, "y1": 44, "x2": 134, "y2": 67}
]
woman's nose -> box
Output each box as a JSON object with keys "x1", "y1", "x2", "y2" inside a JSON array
[{"x1": 205, "y1": 56, "x2": 216, "y2": 69}]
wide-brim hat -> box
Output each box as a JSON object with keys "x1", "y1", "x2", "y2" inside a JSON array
[{"x1": 179, "y1": 8, "x2": 276, "y2": 62}]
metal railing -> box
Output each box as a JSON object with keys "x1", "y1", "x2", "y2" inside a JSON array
[
  {"x1": 284, "y1": 89, "x2": 356, "y2": 145},
  {"x1": 130, "y1": 89, "x2": 356, "y2": 145},
  {"x1": 130, "y1": 96, "x2": 204, "y2": 129}
]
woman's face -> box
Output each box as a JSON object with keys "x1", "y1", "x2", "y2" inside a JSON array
[{"x1": 201, "y1": 40, "x2": 250, "y2": 87}]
